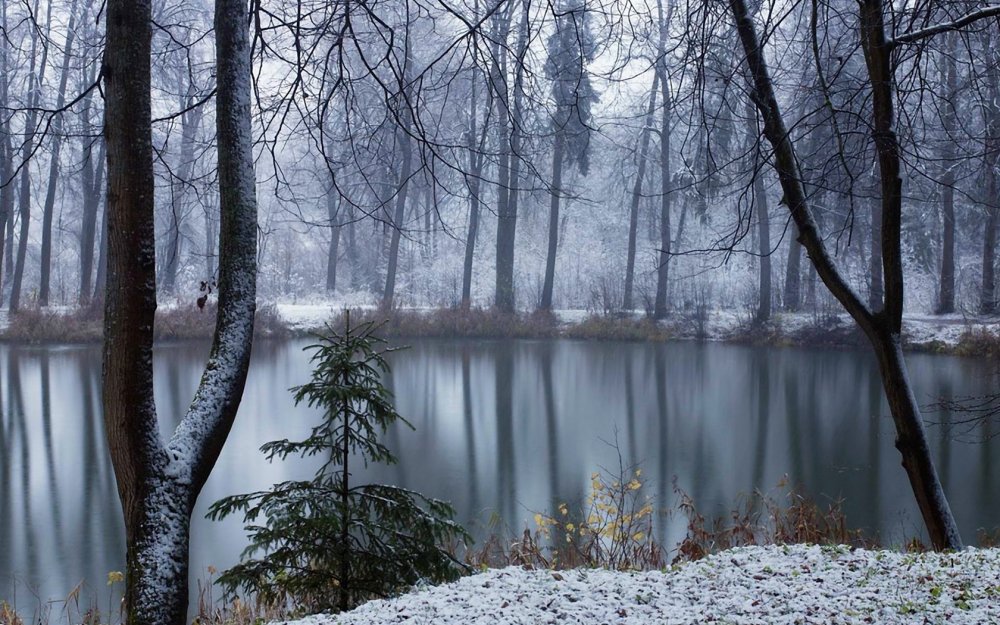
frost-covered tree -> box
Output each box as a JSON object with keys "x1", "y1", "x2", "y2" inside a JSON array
[
  {"x1": 101, "y1": 0, "x2": 256, "y2": 623},
  {"x1": 539, "y1": 0, "x2": 598, "y2": 311}
]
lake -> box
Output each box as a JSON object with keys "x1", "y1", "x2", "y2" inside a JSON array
[{"x1": 0, "y1": 337, "x2": 997, "y2": 609}]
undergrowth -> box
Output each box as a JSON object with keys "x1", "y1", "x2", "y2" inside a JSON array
[{"x1": 1, "y1": 302, "x2": 289, "y2": 343}]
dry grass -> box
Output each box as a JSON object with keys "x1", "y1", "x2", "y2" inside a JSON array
[
  {"x1": 953, "y1": 327, "x2": 1000, "y2": 359},
  {"x1": 321, "y1": 307, "x2": 562, "y2": 340},
  {"x1": 670, "y1": 478, "x2": 870, "y2": 562},
  {"x1": 1, "y1": 303, "x2": 289, "y2": 343}
]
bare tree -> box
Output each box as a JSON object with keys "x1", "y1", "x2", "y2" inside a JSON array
[
  {"x1": 724, "y1": 0, "x2": 993, "y2": 550},
  {"x1": 101, "y1": 1, "x2": 256, "y2": 624}
]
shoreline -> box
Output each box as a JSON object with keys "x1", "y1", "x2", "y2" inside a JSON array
[{"x1": 0, "y1": 304, "x2": 996, "y2": 358}]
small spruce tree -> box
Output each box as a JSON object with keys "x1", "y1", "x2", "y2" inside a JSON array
[{"x1": 208, "y1": 314, "x2": 469, "y2": 613}]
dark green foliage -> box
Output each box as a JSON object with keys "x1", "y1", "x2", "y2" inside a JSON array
[
  {"x1": 208, "y1": 315, "x2": 469, "y2": 614},
  {"x1": 544, "y1": 0, "x2": 598, "y2": 174}
]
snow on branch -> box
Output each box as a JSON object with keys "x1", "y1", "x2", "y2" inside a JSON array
[{"x1": 890, "y1": 5, "x2": 1000, "y2": 48}]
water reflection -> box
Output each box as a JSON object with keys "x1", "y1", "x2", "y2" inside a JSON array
[{"x1": 0, "y1": 339, "x2": 998, "y2": 607}]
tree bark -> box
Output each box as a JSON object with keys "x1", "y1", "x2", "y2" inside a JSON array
[
  {"x1": 730, "y1": 0, "x2": 961, "y2": 550},
  {"x1": 623, "y1": 72, "x2": 659, "y2": 312},
  {"x1": 540, "y1": 133, "x2": 565, "y2": 311},
  {"x1": 102, "y1": 0, "x2": 257, "y2": 621}
]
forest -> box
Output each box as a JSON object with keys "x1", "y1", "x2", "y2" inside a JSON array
[
  {"x1": 0, "y1": 0, "x2": 997, "y2": 318},
  {"x1": 1, "y1": 0, "x2": 1000, "y2": 623}
]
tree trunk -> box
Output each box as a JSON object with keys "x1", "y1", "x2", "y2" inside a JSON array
[
  {"x1": 326, "y1": 187, "x2": 341, "y2": 293},
  {"x1": 102, "y1": 0, "x2": 257, "y2": 621},
  {"x1": 461, "y1": 73, "x2": 485, "y2": 308},
  {"x1": 981, "y1": 26, "x2": 1000, "y2": 315},
  {"x1": 730, "y1": 0, "x2": 961, "y2": 550},
  {"x1": 93, "y1": 194, "x2": 109, "y2": 306},
  {"x1": 381, "y1": 58, "x2": 414, "y2": 311},
  {"x1": 623, "y1": 71, "x2": 659, "y2": 312},
  {"x1": 39, "y1": 0, "x2": 80, "y2": 306},
  {"x1": 0, "y1": 0, "x2": 13, "y2": 304},
  {"x1": 10, "y1": 2, "x2": 51, "y2": 313},
  {"x1": 869, "y1": 198, "x2": 883, "y2": 311},
  {"x1": 654, "y1": 6, "x2": 673, "y2": 319},
  {"x1": 494, "y1": 2, "x2": 527, "y2": 313},
  {"x1": 80, "y1": 137, "x2": 106, "y2": 306},
  {"x1": 783, "y1": 231, "x2": 801, "y2": 311},
  {"x1": 162, "y1": 73, "x2": 204, "y2": 297},
  {"x1": 539, "y1": 133, "x2": 564, "y2": 311},
  {"x1": 937, "y1": 31, "x2": 957, "y2": 314},
  {"x1": 754, "y1": 168, "x2": 772, "y2": 323}
]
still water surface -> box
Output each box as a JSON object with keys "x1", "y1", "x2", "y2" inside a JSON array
[{"x1": 0, "y1": 338, "x2": 997, "y2": 606}]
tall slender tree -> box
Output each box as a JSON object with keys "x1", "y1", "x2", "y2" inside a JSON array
[{"x1": 539, "y1": 0, "x2": 597, "y2": 311}]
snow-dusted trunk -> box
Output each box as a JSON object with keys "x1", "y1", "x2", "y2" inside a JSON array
[
  {"x1": 623, "y1": 72, "x2": 658, "y2": 312},
  {"x1": 102, "y1": 0, "x2": 257, "y2": 621},
  {"x1": 540, "y1": 133, "x2": 564, "y2": 311},
  {"x1": 937, "y1": 31, "x2": 958, "y2": 314},
  {"x1": 730, "y1": 0, "x2": 961, "y2": 550},
  {"x1": 39, "y1": 0, "x2": 80, "y2": 306}
]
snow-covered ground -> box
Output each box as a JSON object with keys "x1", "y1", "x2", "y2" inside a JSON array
[{"x1": 279, "y1": 545, "x2": 1000, "y2": 624}]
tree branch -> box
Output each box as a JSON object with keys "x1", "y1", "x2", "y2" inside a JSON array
[{"x1": 890, "y1": 5, "x2": 1000, "y2": 48}]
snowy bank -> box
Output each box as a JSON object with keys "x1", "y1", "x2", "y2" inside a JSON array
[
  {"x1": 278, "y1": 545, "x2": 1000, "y2": 624},
  {"x1": 274, "y1": 303, "x2": 999, "y2": 355}
]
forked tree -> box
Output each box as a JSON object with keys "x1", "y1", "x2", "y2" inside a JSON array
[{"x1": 101, "y1": 0, "x2": 257, "y2": 623}]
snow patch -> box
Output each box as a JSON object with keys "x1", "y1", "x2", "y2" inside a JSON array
[{"x1": 276, "y1": 545, "x2": 1000, "y2": 624}]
